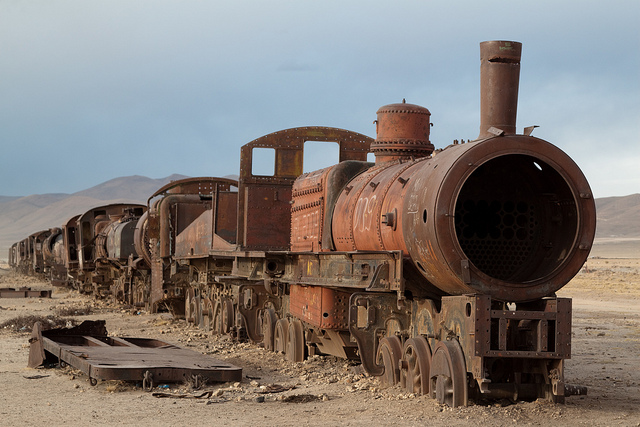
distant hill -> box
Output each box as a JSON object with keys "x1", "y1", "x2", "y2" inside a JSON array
[
  {"x1": 72, "y1": 174, "x2": 187, "y2": 201},
  {"x1": 0, "y1": 196, "x2": 21, "y2": 203},
  {"x1": 594, "y1": 194, "x2": 640, "y2": 238},
  {"x1": 0, "y1": 178, "x2": 637, "y2": 260},
  {"x1": 0, "y1": 174, "x2": 188, "y2": 259}
]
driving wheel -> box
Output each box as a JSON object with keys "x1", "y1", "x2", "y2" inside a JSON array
[
  {"x1": 376, "y1": 336, "x2": 403, "y2": 386},
  {"x1": 429, "y1": 339, "x2": 468, "y2": 407}
]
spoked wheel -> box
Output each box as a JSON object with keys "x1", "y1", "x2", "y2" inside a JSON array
[
  {"x1": 261, "y1": 308, "x2": 277, "y2": 351},
  {"x1": 401, "y1": 336, "x2": 432, "y2": 395},
  {"x1": 286, "y1": 319, "x2": 305, "y2": 362},
  {"x1": 429, "y1": 340, "x2": 468, "y2": 407},
  {"x1": 274, "y1": 319, "x2": 289, "y2": 354},
  {"x1": 202, "y1": 298, "x2": 214, "y2": 332},
  {"x1": 221, "y1": 298, "x2": 234, "y2": 335},
  {"x1": 376, "y1": 336, "x2": 403, "y2": 386}
]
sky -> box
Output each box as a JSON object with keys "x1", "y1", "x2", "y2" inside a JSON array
[{"x1": 1, "y1": 0, "x2": 638, "y2": 199}]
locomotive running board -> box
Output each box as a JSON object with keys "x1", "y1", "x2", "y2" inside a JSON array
[
  {"x1": 0, "y1": 287, "x2": 52, "y2": 298},
  {"x1": 28, "y1": 320, "x2": 242, "y2": 389}
]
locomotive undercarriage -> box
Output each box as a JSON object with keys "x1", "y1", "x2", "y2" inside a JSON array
[
  {"x1": 351, "y1": 292, "x2": 578, "y2": 406},
  {"x1": 173, "y1": 250, "x2": 582, "y2": 407},
  {"x1": 48, "y1": 263, "x2": 69, "y2": 287}
]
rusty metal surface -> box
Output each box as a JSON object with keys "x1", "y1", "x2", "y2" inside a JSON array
[
  {"x1": 146, "y1": 178, "x2": 237, "y2": 312},
  {"x1": 409, "y1": 294, "x2": 575, "y2": 402},
  {"x1": 290, "y1": 284, "x2": 350, "y2": 329},
  {"x1": 28, "y1": 229, "x2": 52, "y2": 275},
  {"x1": 104, "y1": 219, "x2": 138, "y2": 259},
  {"x1": 8, "y1": 243, "x2": 17, "y2": 269},
  {"x1": 238, "y1": 127, "x2": 373, "y2": 251},
  {"x1": 147, "y1": 177, "x2": 236, "y2": 203},
  {"x1": 173, "y1": 182, "x2": 238, "y2": 258},
  {"x1": 28, "y1": 320, "x2": 242, "y2": 385},
  {"x1": 403, "y1": 137, "x2": 596, "y2": 302},
  {"x1": 76, "y1": 204, "x2": 146, "y2": 271},
  {"x1": 150, "y1": 178, "x2": 237, "y2": 259},
  {"x1": 331, "y1": 136, "x2": 596, "y2": 302},
  {"x1": 291, "y1": 161, "x2": 373, "y2": 252},
  {"x1": 42, "y1": 228, "x2": 65, "y2": 274},
  {"x1": 479, "y1": 40, "x2": 522, "y2": 139},
  {"x1": 62, "y1": 214, "x2": 81, "y2": 273},
  {"x1": 371, "y1": 101, "x2": 434, "y2": 163},
  {"x1": 133, "y1": 211, "x2": 151, "y2": 265},
  {"x1": 332, "y1": 159, "x2": 420, "y2": 253},
  {"x1": 0, "y1": 287, "x2": 52, "y2": 298},
  {"x1": 281, "y1": 250, "x2": 403, "y2": 292}
]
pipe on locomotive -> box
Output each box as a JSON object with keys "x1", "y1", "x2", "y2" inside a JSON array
[
  {"x1": 479, "y1": 40, "x2": 522, "y2": 138},
  {"x1": 329, "y1": 40, "x2": 596, "y2": 302}
]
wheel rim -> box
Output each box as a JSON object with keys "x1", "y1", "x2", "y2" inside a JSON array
[
  {"x1": 262, "y1": 308, "x2": 277, "y2": 351},
  {"x1": 185, "y1": 289, "x2": 194, "y2": 323},
  {"x1": 212, "y1": 301, "x2": 223, "y2": 335},
  {"x1": 202, "y1": 298, "x2": 214, "y2": 332},
  {"x1": 429, "y1": 340, "x2": 468, "y2": 407},
  {"x1": 193, "y1": 294, "x2": 201, "y2": 327},
  {"x1": 221, "y1": 299, "x2": 234, "y2": 334},
  {"x1": 376, "y1": 336, "x2": 403, "y2": 386},
  {"x1": 274, "y1": 319, "x2": 289, "y2": 353},
  {"x1": 286, "y1": 319, "x2": 305, "y2": 362},
  {"x1": 402, "y1": 336, "x2": 432, "y2": 395}
]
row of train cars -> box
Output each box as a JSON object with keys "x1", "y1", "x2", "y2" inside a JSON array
[{"x1": 6, "y1": 41, "x2": 596, "y2": 407}]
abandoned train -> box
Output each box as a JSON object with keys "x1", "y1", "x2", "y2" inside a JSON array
[{"x1": 8, "y1": 41, "x2": 596, "y2": 406}]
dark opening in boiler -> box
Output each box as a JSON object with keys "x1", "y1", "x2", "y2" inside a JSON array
[{"x1": 454, "y1": 155, "x2": 578, "y2": 282}]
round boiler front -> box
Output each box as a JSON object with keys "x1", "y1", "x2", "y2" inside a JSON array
[
  {"x1": 454, "y1": 154, "x2": 578, "y2": 282},
  {"x1": 404, "y1": 134, "x2": 596, "y2": 302}
]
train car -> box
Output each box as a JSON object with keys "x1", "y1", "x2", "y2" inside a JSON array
[
  {"x1": 28, "y1": 229, "x2": 55, "y2": 277},
  {"x1": 142, "y1": 177, "x2": 238, "y2": 313},
  {"x1": 61, "y1": 214, "x2": 82, "y2": 290},
  {"x1": 63, "y1": 204, "x2": 146, "y2": 295},
  {"x1": 14, "y1": 238, "x2": 28, "y2": 274},
  {"x1": 41, "y1": 227, "x2": 67, "y2": 286},
  {"x1": 160, "y1": 128, "x2": 372, "y2": 341},
  {"x1": 8, "y1": 243, "x2": 18, "y2": 270}
]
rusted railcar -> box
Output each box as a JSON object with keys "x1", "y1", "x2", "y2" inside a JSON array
[
  {"x1": 10, "y1": 230, "x2": 52, "y2": 277},
  {"x1": 41, "y1": 227, "x2": 67, "y2": 286},
  {"x1": 9, "y1": 40, "x2": 595, "y2": 407},
  {"x1": 62, "y1": 204, "x2": 146, "y2": 296},
  {"x1": 8, "y1": 242, "x2": 18, "y2": 270},
  {"x1": 161, "y1": 128, "x2": 372, "y2": 344},
  {"x1": 142, "y1": 177, "x2": 238, "y2": 314},
  {"x1": 61, "y1": 214, "x2": 81, "y2": 290}
]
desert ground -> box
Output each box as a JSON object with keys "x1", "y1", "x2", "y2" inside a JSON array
[{"x1": 1, "y1": 251, "x2": 639, "y2": 426}]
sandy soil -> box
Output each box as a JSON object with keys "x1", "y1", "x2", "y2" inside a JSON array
[{"x1": 1, "y1": 259, "x2": 639, "y2": 427}]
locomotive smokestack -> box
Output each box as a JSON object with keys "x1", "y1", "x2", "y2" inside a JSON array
[{"x1": 479, "y1": 40, "x2": 522, "y2": 139}]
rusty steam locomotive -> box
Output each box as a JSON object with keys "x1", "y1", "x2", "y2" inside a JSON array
[{"x1": 8, "y1": 41, "x2": 596, "y2": 406}]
